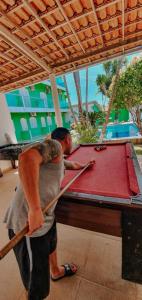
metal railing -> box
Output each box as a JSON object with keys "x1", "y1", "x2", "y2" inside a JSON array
[{"x1": 6, "y1": 94, "x2": 69, "y2": 109}]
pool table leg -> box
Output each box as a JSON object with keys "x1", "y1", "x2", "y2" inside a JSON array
[
  {"x1": 122, "y1": 210, "x2": 142, "y2": 284},
  {"x1": 11, "y1": 159, "x2": 16, "y2": 169},
  {"x1": 0, "y1": 168, "x2": 3, "y2": 177}
]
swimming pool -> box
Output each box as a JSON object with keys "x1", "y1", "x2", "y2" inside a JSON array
[{"x1": 105, "y1": 122, "x2": 140, "y2": 139}]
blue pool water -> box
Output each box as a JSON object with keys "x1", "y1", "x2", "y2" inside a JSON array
[{"x1": 105, "y1": 122, "x2": 140, "y2": 139}]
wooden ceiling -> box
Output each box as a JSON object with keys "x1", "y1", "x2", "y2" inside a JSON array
[{"x1": 0, "y1": 0, "x2": 142, "y2": 93}]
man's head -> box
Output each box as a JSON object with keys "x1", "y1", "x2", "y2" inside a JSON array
[{"x1": 51, "y1": 127, "x2": 72, "y2": 155}]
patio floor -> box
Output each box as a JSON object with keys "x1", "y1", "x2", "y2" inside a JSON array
[{"x1": 0, "y1": 156, "x2": 142, "y2": 300}]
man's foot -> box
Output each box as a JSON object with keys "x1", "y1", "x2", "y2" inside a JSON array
[{"x1": 51, "y1": 263, "x2": 77, "y2": 281}]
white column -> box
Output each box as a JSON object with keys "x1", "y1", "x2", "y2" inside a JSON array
[
  {"x1": 49, "y1": 73, "x2": 63, "y2": 127},
  {"x1": 0, "y1": 93, "x2": 17, "y2": 145},
  {"x1": 0, "y1": 94, "x2": 17, "y2": 173}
]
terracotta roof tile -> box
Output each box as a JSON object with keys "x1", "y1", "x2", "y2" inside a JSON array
[{"x1": 0, "y1": 0, "x2": 141, "y2": 92}]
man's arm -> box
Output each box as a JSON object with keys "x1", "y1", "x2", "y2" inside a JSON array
[
  {"x1": 18, "y1": 148, "x2": 44, "y2": 235},
  {"x1": 64, "y1": 159, "x2": 95, "y2": 170}
]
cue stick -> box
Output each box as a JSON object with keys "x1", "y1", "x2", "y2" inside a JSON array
[{"x1": 0, "y1": 162, "x2": 91, "y2": 260}]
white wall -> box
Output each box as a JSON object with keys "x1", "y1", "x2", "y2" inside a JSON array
[
  {"x1": 0, "y1": 94, "x2": 17, "y2": 145},
  {"x1": 0, "y1": 94, "x2": 17, "y2": 172}
]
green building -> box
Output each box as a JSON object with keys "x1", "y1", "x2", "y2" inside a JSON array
[
  {"x1": 109, "y1": 109, "x2": 129, "y2": 123},
  {"x1": 92, "y1": 104, "x2": 129, "y2": 123},
  {"x1": 6, "y1": 82, "x2": 70, "y2": 142},
  {"x1": 92, "y1": 102, "x2": 129, "y2": 123}
]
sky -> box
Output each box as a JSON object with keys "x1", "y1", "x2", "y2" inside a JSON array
[{"x1": 55, "y1": 52, "x2": 141, "y2": 106}]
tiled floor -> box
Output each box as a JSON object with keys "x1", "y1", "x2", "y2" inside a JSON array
[{"x1": 0, "y1": 156, "x2": 142, "y2": 300}]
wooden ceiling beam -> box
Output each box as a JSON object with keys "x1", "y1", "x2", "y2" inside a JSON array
[
  {"x1": 0, "y1": 9, "x2": 53, "y2": 63},
  {"x1": 54, "y1": 0, "x2": 86, "y2": 54},
  {"x1": 0, "y1": 51, "x2": 28, "y2": 72},
  {"x1": 56, "y1": 53, "x2": 125, "y2": 74},
  {"x1": 4, "y1": 0, "x2": 76, "y2": 15},
  {"x1": 0, "y1": 67, "x2": 44, "y2": 88},
  {"x1": 49, "y1": 9, "x2": 93, "y2": 32},
  {"x1": 0, "y1": 40, "x2": 141, "y2": 94},
  {"x1": 55, "y1": 18, "x2": 142, "y2": 53},
  {"x1": 12, "y1": 9, "x2": 92, "y2": 37},
  {"x1": 49, "y1": 28, "x2": 142, "y2": 59},
  {"x1": 23, "y1": 0, "x2": 70, "y2": 59},
  {"x1": 52, "y1": 34, "x2": 142, "y2": 68},
  {"x1": 54, "y1": 44, "x2": 142, "y2": 76},
  {"x1": 27, "y1": 3, "x2": 142, "y2": 42},
  {"x1": 38, "y1": 3, "x2": 142, "y2": 34},
  {"x1": 37, "y1": 8, "x2": 142, "y2": 46},
  {"x1": 0, "y1": 66, "x2": 20, "y2": 78},
  {"x1": 99, "y1": 4, "x2": 142, "y2": 25},
  {"x1": 90, "y1": 0, "x2": 104, "y2": 47},
  {"x1": 122, "y1": 0, "x2": 125, "y2": 42},
  {"x1": 96, "y1": 0, "x2": 120, "y2": 12},
  {"x1": 10, "y1": 0, "x2": 119, "y2": 33},
  {"x1": 4, "y1": 14, "x2": 140, "y2": 53},
  {"x1": 1, "y1": 21, "x2": 141, "y2": 68},
  {"x1": 0, "y1": 0, "x2": 141, "y2": 93},
  {"x1": 3, "y1": 0, "x2": 119, "y2": 16},
  {"x1": 0, "y1": 26, "x2": 52, "y2": 74},
  {"x1": 9, "y1": 3, "x2": 142, "y2": 47},
  {"x1": 0, "y1": 15, "x2": 141, "y2": 66}
]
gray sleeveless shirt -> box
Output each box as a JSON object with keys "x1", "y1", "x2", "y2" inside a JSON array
[{"x1": 4, "y1": 139, "x2": 65, "y2": 237}]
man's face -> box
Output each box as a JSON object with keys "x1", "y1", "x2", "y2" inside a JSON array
[{"x1": 64, "y1": 134, "x2": 72, "y2": 155}]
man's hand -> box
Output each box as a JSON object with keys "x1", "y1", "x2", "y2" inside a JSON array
[
  {"x1": 87, "y1": 160, "x2": 96, "y2": 169},
  {"x1": 64, "y1": 159, "x2": 95, "y2": 170},
  {"x1": 72, "y1": 160, "x2": 95, "y2": 170},
  {"x1": 27, "y1": 207, "x2": 44, "y2": 236}
]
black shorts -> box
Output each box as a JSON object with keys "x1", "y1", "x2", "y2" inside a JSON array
[{"x1": 8, "y1": 221, "x2": 57, "y2": 300}]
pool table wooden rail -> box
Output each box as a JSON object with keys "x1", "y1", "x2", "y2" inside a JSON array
[{"x1": 56, "y1": 191, "x2": 142, "y2": 238}]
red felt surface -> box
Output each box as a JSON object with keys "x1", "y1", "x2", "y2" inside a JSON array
[{"x1": 61, "y1": 144, "x2": 139, "y2": 199}]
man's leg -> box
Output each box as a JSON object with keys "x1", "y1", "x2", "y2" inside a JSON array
[
  {"x1": 8, "y1": 229, "x2": 30, "y2": 291},
  {"x1": 27, "y1": 234, "x2": 50, "y2": 300},
  {"x1": 50, "y1": 249, "x2": 77, "y2": 279},
  {"x1": 48, "y1": 221, "x2": 77, "y2": 280},
  {"x1": 8, "y1": 229, "x2": 50, "y2": 300}
]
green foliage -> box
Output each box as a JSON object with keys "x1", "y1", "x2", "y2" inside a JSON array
[
  {"x1": 104, "y1": 60, "x2": 121, "y2": 76},
  {"x1": 71, "y1": 111, "x2": 105, "y2": 145},
  {"x1": 96, "y1": 58, "x2": 127, "y2": 98},
  {"x1": 134, "y1": 145, "x2": 142, "y2": 155},
  {"x1": 83, "y1": 111, "x2": 105, "y2": 127},
  {"x1": 114, "y1": 58, "x2": 142, "y2": 134},
  {"x1": 71, "y1": 122, "x2": 98, "y2": 144},
  {"x1": 114, "y1": 59, "x2": 142, "y2": 109},
  {"x1": 96, "y1": 74, "x2": 109, "y2": 95}
]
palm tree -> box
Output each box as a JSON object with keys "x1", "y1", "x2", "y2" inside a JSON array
[
  {"x1": 96, "y1": 74, "x2": 109, "y2": 98},
  {"x1": 96, "y1": 60, "x2": 122, "y2": 99},
  {"x1": 63, "y1": 75, "x2": 77, "y2": 125},
  {"x1": 85, "y1": 67, "x2": 89, "y2": 121},
  {"x1": 98, "y1": 57, "x2": 125, "y2": 142},
  {"x1": 73, "y1": 71, "x2": 84, "y2": 124}
]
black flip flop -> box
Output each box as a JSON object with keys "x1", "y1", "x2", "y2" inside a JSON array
[{"x1": 51, "y1": 263, "x2": 77, "y2": 281}]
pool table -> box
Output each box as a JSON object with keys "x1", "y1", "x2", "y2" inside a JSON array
[
  {"x1": 0, "y1": 143, "x2": 29, "y2": 169},
  {"x1": 55, "y1": 142, "x2": 142, "y2": 284}
]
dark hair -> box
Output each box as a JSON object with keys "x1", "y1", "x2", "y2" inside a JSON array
[{"x1": 51, "y1": 127, "x2": 70, "y2": 140}]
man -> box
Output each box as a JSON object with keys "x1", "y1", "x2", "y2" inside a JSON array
[{"x1": 4, "y1": 127, "x2": 93, "y2": 300}]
